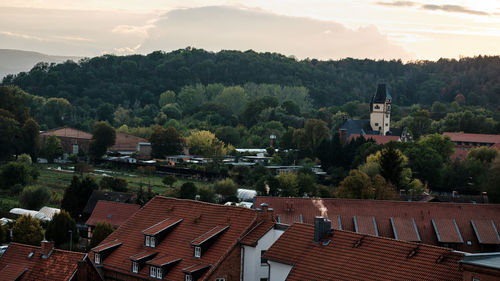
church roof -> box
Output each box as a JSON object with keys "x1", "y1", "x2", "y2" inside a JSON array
[{"x1": 372, "y1": 83, "x2": 392, "y2": 104}]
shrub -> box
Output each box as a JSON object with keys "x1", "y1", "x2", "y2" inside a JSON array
[
  {"x1": 89, "y1": 221, "x2": 114, "y2": 248},
  {"x1": 12, "y1": 214, "x2": 43, "y2": 246},
  {"x1": 19, "y1": 186, "x2": 51, "y2": 210}
]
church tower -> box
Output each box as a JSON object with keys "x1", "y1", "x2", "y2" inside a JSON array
[{"x1": 370, "y1": 83, "x2": 392, "y2": 135}]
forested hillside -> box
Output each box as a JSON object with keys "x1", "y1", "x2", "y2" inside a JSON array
[{"x1": 3, "y1": 48, "x2": 500, "y2": 108}]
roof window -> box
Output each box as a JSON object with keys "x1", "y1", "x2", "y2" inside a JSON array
[
  {"x1": 191, "y1": 225, "x2": 230, "y2": 258},
  {"x1": 143, "y1": 218, "x2": 183, "y2": 248}
]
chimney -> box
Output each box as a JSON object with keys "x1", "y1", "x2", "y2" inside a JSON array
[
  {"x1": 269, "y1": 135, "x2": 276, "y2": 147},
  {"x1": 314, "y1": 216, "x2": 331, "y2": 243},
  {"x1": 259, "y1": 203, "x2": 274, "y2": 221},
  {"x1": 40, "y1": 240, "x2": 54, "y2": 258}
]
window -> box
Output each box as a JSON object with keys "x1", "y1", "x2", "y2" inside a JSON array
[
  {"x1": 375, "y1": 105, "x2": 380, "y2": 109},
  {"x1": 145, "y1": 236, "x2": 151, "y2": 247},
  {"x1": 185, "y1": 274, "x2": 193, "y2": 281},
  {"x1": 260, "y1": 250, "x2": 267, "y2": 264},
  {"x1": 260, "y1": 279, "x2": 269, "y2": 281},
  {"x1": 151, "y1": 236, "x2": 156, "y2": 248},
  {"x1": 150, "y1": 266, "x2": 163, "y2": 279},
  {"x1": 215, "y1": 278, "x2": 225, "y2": 281},
  {"x1": 132, "y1": 261, "x2": 139, "y2": 273},
  {"x1": 194, "y1": 246, "x2": 201, "y2": 258},
  {"x1": 375, "y1": 123, "x2": 379, "y2": 126},
  {"x1": 94, "y1": 253, "x2": 101, "y2": 265},
  {"x1": 472, "y1": 277, "x2": 480, "y2": 281}
]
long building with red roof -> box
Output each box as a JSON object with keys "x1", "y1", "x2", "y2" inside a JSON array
[
  {"x1": 90, "y1": 196, "x2": 264, "y2": 281},
  {"x1": 264, "y1": 221, "x2": 464, "y2": 281},
  {"x1": 254, "y1": 196, "x2": 500, "y2": 253}
]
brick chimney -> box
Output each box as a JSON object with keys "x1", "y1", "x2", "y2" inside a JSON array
[
  {"x1": 258, "y1": 203, "x2": 274, "y2": 221},
  {"x1": 314, "y1": 216, "x2": 331, "y2": 243},
  {"x1": 41, "y1": 240, "x2": 54, "y2": 258}
]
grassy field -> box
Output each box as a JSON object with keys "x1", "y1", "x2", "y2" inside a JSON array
[{"x1": 0, "y1": 163, "x2": 213, "y2": 216}]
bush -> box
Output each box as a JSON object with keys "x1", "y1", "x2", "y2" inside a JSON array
[
  {"x1": 89, "y1": 221, "x2": 114, "y2": 248},
  {"x1": 12, "y1": 214, "x2": 43, "y2": 246},
  {"x1": 162, "y1": 175, "x2": 177, "y2": 187},
  {"x1": 0, "y1": 162, "x2": 38, "y2": 194},
  {"x1": 214, "y1": 178, "x2": 238, "y2": 203},
  {"x1": 198, "y1": 186, "x2": 216, "y2": 203},
  {"x1": 19, "y1": 186, "x2": 51, "y2": 210},
  {"x1": 179, "y1": 182, "x2": 197, "y2": 199},
  {"x1": 100, "y1": 177, "x2": 128, "y2": 192}
]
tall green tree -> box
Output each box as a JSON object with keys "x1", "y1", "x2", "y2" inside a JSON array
[
  {"x1": 12, "y1": 214, "x2": 43, "y2": 246},
  {"x1": 20, "y1": 118, "x2": 40, "y2": 161},
  {"x1": 61, "y1": 176, "x2": 98, "y2": 219},
  {"x1": 150, "y1": 126, "x2": 185, "y2": 158},
  {"x1": 41, "y1": 135, "x2": 63, "y2": 163},
  {"x1": 158, "y1": 90, "x2": 176, "y2": 107},
  {"x1": 19, "y1": 186, "x2": 51, "y2": 210},
  {"x1": 89, "y1": 121, "x2": 116, "y2": 161},
  {"x1": 379, "y1": 144, "x2": 407, "y2": 189},
  {"x1": 89, "y1": 221, "x2": 114, "y2": 248},
  {"x1": 179, "y1": 182, "x2": 197, "y2": 199},
  {"x1": 45, "y1": 210, "x2": 78, "y2": 248}
]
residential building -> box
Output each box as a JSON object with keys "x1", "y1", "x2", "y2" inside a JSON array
[
  {"x1": 240, "y1": 204, "x2": 287, "y2": 281},
  {"x1": 82, "y1": 190, "x2": 136, "y2": 220},
  {"x1": 0, "y1": 241, "x2": 103, "y2": 281},
  {"x1": 254, "y1": 197, "x2": 500, "y2": 253},
  {"x1": 89, "y1": 196, "x2": 264, "y2": 280},
  {"x1": 85, "y1": 200, "x2": 140, "y2": 239},
  {"x1": 263, "y1": 218, "x2": 464, "y2": 281}
]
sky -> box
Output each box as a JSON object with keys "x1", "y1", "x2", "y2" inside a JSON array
[{"x1": 0, "y1": 0, "x2": 499, "y2": 61}]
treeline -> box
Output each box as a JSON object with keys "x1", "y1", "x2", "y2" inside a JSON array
[{"x1": 3, "y1": 48, "x2": 500, "y2": 109}]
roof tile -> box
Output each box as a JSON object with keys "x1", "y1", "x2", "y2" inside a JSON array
[{"x1": 85, "y1": 200, "x2": 140, "y2": 228}]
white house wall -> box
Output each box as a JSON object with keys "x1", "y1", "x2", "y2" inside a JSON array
[
  {"x1": 242, "y1": 227, "x2": 285, "y2": 281},
  {"x1": 268, "y1": 260, "x2": 293, "y2": 281}
]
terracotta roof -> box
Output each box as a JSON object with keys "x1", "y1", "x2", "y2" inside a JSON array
[
  {"x1": 91, "y1": 240, "x2": 122, "y2": 253},
  {"x1": 83, "y1": 190, "x2": 135, "y2": 215},
  {"x1": 109, "y1": 132, "x2": 148, "y2": 152},
  {"x1": 255, "y1": 197, "x2": 500, "y2": 252},
  {"x1": 182, "y1": 263, "x2": 212, "y2": 273},
  {"x1": 471, "y1": 220, "x2": 500, "y2": 244},
  {"x1": 91, "y1": 196, "x2": 258, "y2": 280},
  {"x1": 85, "y1": 200, "x2": 140, "y2": 228},
  {"x1": 191, "y1": 225, "x2": 230, "y2": 246},
  {"x1": 353, "y1": 216, "x2": 378, "y2": 236},
  {"x1": 142, "y1": 218, "x2": 183, "y2": 236},
  {"x1": 349, "y1": 134, "x2": 400, "y2": 144},
  {"x1": 240, "y1": 220, "x2": 275, "y2": 246},
  {"x1": 130, "y1": 251, "x2": 158, "y2": 261},
  {"x1": 147, "y1": 255, "x2": 182, "y2": 267},
  {"x1": 263, "y1": 223, "x2": 464, "y2": 281},
  {"x1": 443, "y1": 132, "x2": 500, "y2": 144},
  {"x1": 40, "y1": 127, "x2": 92, "y2": 139},
  {"x1": 390, "y1": 217, "x2": 421, "y2": 242},
  {"x1": 432, "y1": 218, "x2": 463, "y2": 243},
  {"x1": 0, "y1": 242, "x2": 86, "y2": 281},
  {"x1": 451, "y1": 148, "x2": 469, "y2": 161}
]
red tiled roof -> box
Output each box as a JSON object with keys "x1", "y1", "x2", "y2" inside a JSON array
[
  {"x1": 147, "y1": 255, "x2": 182, "y2": 267},
  {"x1": 349, "y1": 134, "x2": 400, "y2": 144},
  {"x1": 191, "y1": 225, "x2": 230, "y2": 246},
  {"x1": 91, "y1": 239, "x2": 122, "y2": 253},
  {"x1": 353, "y1": 216, "x2": 378, "y2": 236},
  {"x1": 443, "y1": 132, "x2": 500, "y2": 144},
  {"x1": 0, "y1": 243, "x2": 86, "y2": 281},
  {"x1": 263, "y1": 224, "x2": 464, "y2": 281},
  {"x1": 85, "y1": 200, "x2": 140, "y2": 228},
  {"x1": 451, "y1": 148, "x2": 469, "y2": 161},
  {"x1": 240, "y1": 220, "x2": 275, "y2": 246},
  {"x1": 92, "y1": 196, "x2": 258, "y2": 280},
  {"x1": 130, "y1": 251, "x2": 158, "y2": 261},
  {"x1": 142, "y1": 218, "x2": 183, "y2": 236},
  {"x1": 109, "y1": 132, "x2": 148, "y2": 152},
  {"x1": 432, "y1": 218, "x2": 463, "y2": 243},
  {"x1": 182, "y1": 263, "x2": 212, "y2": 273},
  {"x1": 471, "y1": 220, "x2": 500, "y2": 244},
  {"x1": 40, "y1": 127, "x2": 92, "y2": 139},
  {"x1": 256, "y1": 197, "x2": 500, "y2": 252},
  {"x1": 390, "y1": 217, "x2": 421, "y2": 242}
]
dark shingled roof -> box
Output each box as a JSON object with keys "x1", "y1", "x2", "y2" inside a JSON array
[
  {"x1": 372, "y1": 83, "x2": 392, "y2": 104},
  {"x1": 340, "y1": 119, "x2": 371, "y2": 138}
]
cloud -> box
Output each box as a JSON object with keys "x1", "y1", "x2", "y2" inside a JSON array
[
  {"x1": 375, "y1": 1, "x2": 490, "y2": 16},
  {"x1": 421, "y1": 4, "x2": 489, "y2": 16},
  {"x1": 375, "y1": 1, "x2": 416, "y2": 7},
  {"x1": 139, "y1": 6, "x2": 410, "y2": 60},
  {"x1": 0, "y1": 31, "x2": 44, "y2": 41},
  {"x1": 112, "y1": 24, "x2": 155, "y2": 37}
]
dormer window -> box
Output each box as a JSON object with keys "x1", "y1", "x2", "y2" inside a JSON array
[
  {"x1": 185, "y1": 274, "x2": 193, "y2": 281},
  {"x1": 143, "y1": 218, "x2": 183, "y2": 248},
  {"x1": 194, "y1": 246, "x2": 201, "y2": 258},
  {"x1": 150, "y1": 266, "x2": 163, "y2": 279},
  {"x1": 132, "y1": 261, "x2": 139, "y2": 273},
  {"x1": 91, "y1": 240, "x2": 122, "y2": 266},
  {"x1": 191, "y1": 225, "x2": 230, "y2": 259}
]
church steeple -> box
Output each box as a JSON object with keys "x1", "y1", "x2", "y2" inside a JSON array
[{"x1": 370, "y1": 83, "x2": 392, "y2": 135}]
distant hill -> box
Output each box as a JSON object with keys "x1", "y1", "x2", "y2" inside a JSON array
[
  {"x1": 0, "y1": 49, "x2": 81, "y2": 79},
  {"x1": 2, "y1": 48, "x2": 500, "y2": 108}
]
